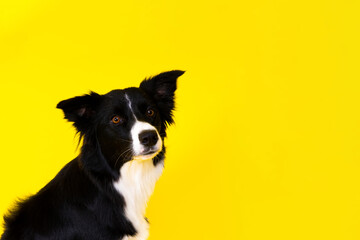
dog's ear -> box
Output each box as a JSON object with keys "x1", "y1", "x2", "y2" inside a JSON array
[
  {"x1": 56, "y1": 91, "x2": 103, "y2": 132},
  {"x1": 140, "y1": 70, "x2": 185, "y2": 125}
]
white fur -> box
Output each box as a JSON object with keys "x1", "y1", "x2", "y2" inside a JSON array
[
  {"x1": 125, "y1": 94, "x2": 136, "y2": 119},
  {"x1": 114, "y1": 159, "x2": 164, "y2": 240}
]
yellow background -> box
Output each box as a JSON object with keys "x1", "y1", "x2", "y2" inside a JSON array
[{"x1": 1, "y1": 0, "x2": 360, "y2": 239}]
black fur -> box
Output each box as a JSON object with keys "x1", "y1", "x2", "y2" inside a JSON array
[{"x1": 1, "y1": 70, "x2": 184, "y2": 240}]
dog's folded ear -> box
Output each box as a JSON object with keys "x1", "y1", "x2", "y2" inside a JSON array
[
  {"x1": 140, "y1": 70, "x2": 185, "y2": 125},
  {"x1": 56, "y1": 91, "x2": 103, "y2": 132}
]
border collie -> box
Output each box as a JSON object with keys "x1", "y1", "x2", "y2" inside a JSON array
[{"x1": 1, "y1": 70, "x2": 185, "y2": 240}]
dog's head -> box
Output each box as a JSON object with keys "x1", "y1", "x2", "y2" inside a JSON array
[{"x1": 57, "y1": 70, "x2": 184, "y2": 170}]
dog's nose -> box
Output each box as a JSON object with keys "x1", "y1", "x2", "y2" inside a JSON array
[{"x1": 139, "y1": 130, "x2": 158, "y2": 147}]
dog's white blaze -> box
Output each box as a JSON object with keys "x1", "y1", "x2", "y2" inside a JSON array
[
  {"x1": 125, "y1": 94, "x2": 137, "y2": 120},
  {"x1": 125, "y1": 94, "x2": 162, "y2": 156},
  {"x1": 114, "y1": 158, "x2": 164, "y2": 240}
]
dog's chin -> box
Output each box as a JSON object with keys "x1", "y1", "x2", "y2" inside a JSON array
[{"x1": 132, "y1": 150, "x2": 161, "y2": 161}]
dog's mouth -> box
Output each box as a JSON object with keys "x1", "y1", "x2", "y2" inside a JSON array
[
  {"x1": 143, "y1": 149, "x2": 157, "y2": 155},
  {"x1": 132, "y1": 147, "x2": 162, "y2": 161}
]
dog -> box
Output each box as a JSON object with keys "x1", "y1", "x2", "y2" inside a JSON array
[{"x1": 1, "y1": 70, "x2": 184, "y2": 240}]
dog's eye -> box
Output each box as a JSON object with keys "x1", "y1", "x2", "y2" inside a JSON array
[
  {"x1": 146, "y1": 108, "x2": 155, "y2": 117},
  {"x1": 112, "y1": 115, "x2": 124, "y2": 124}
]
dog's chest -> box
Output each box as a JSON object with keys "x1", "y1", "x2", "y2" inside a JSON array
[{"x1": 114, "y1": 159, "x2": 164, "y2": 240}]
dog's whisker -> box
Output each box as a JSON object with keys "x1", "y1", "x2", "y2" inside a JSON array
[
  {"x1": 117, "y1": 138, "x2": 133, "y2": 143},
  {"x1": 114, "y1": 148, "x2": 133, "y2": 168}
]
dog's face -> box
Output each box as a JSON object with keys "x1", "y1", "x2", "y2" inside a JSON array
[
  {"x1": 95, "y1": 88, "x2": 164, "y2": 165},
  {"x1": 57, "y1": 70, "x2": 184, "y2": 170}
]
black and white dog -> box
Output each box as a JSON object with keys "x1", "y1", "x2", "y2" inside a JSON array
[{"x1": 1, "y1": 70, "x2": 184, "y2": 240}]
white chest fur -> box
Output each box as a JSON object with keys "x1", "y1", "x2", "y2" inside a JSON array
[{"x1": 114, "y1": 159, "x2": 164, "y2": 240}]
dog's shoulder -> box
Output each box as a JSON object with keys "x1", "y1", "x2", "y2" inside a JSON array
[{"x1": 2, "y1": 159, "x2": 135, "y2": 240}]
